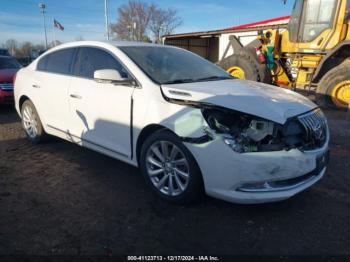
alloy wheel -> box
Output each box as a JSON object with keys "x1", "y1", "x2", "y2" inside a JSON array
[
  {"x1": 22, "y1": 104, "x2": 38, "y2": 139},
  {"x1": 146, "y1": 141, "x2": 190, "y2": 196}
]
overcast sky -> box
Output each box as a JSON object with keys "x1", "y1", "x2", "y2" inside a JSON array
[{"x1": 0, "y1": 0, "x2": 294, "y2": 45}]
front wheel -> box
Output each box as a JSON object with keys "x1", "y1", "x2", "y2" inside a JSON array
[
  {"x1": 140, "y1": 130, "x2": 204, "y2": 204},
  {"x1": 21, "y1": 100, "x2": 46, "y2": 143}
]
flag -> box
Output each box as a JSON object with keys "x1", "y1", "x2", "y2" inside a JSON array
[{"x1": 54, "y1": 19, "x2": 64, "y2": 31}]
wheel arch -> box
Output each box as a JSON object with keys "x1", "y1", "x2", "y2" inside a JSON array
[
  {"x1": 19, "y1": 95, "x2": 30, "y2": 111},
  {"x1": 136, "y1": 124, "x2": 172, "y2": 165},
  {"x1": 18, "y1": 95, "x2": 48, "y2": 132},
  {"x1": 313, "y1": 41, "x2": 350, "y2": 83}
]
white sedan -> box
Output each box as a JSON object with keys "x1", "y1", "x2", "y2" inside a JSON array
[{"x1": 14, "y1": 41, "x2": 330, "y2": 204}]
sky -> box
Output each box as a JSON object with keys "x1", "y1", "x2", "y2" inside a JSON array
[{"x1": 0, "y1": 0, "x2": 294, "y2": 45}]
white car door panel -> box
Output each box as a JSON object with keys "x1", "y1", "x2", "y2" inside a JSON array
[
  {"x1": 68, "y1": 47, "x2": 134, "y2": 157},
  {"x1": 34, "y1": 48, "x2": 75, "y2": 131}
]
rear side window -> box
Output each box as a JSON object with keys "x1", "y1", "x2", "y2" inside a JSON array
[
  {"x1": 37, "y1": 48, "x2": 75, "y2": 74},
  {"x1": 73, "y1": 47, "x2": 129, "y2": 79}
]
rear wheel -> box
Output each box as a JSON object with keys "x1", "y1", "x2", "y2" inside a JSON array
[
  {"x1": 317, "y1": 64, "x2": 350, "y2": 109},
  {"x1": 21, "y1": 100, "x2": 46, "y2": 143},
  {"x1": 140, "y1": 130, "x2": 203, "y2": 204}
]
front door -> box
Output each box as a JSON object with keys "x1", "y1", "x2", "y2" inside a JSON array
[{"x1": 68, "y1": 47, "x2": 135, "y2": 158}]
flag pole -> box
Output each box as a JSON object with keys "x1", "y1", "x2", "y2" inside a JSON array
[
  {"x1": 104, "y1": 0, "x2": 110, "y2": 40},
  {"x1": 39, "y1": 3, "x2": 48, "y2": 49}
]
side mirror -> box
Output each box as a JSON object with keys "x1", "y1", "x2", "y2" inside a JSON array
[{"x1": 94, "y1": 69, "x2": 132, "y2": 85}]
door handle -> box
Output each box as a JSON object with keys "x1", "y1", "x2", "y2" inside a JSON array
[
  {"x1": 32, "y1": 84, "x2": 40, "y2": 88},
  {"x1": 70, "y1": 94, "x2": 82, "y2": 99}
]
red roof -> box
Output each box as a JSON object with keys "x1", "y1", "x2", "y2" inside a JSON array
[{"x1": 224, "y1": 16, "x2": 290, "y2": 31}]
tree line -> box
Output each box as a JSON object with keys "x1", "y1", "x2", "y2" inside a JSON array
[{"x1": 1, "y1": 39, "x2": 63, "y2": 59}]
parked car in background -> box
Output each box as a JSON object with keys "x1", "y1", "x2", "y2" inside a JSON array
[
  {"x1": 17, "y1": 50, "x2": 44, "y2": 67},
  {"x1": 14, "y1": 41, "x2": 329, "y2": 204},
  {"x1": 0, "y1": 49, "x2": 11, "y2": 57},
  {"x1": 0, "y1": 56, "x2": 21, "y2": 104}
]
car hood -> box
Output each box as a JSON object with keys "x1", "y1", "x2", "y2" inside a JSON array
[
  {"x1": 161, "y1": 79, "x2": 317, "y2": 124},
  {"x1": 0, "y1": 68, "x2": 18, "y2": 82}
]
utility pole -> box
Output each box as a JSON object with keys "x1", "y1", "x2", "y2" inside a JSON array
[
  {"x1": 39, "y1": 3, "x2": 48, "y2": 49},
  {"x1": 104, "y1": 0, "x2": 110, "y2": 40}
]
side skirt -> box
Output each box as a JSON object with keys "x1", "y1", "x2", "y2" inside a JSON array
[{"x1": 45, "y1": 124, "x2": 138, "y2": 167}]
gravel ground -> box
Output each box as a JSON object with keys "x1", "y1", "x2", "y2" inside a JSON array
[{"x1": 0, "y1": 105, "x2": 350, "y2": 256}]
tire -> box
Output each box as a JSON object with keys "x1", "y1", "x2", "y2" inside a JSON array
[
  {"x1": 317, "y1": 64, "x2": 350, "y2": 110},
  {"x1": 21, "y1": 100, "x2": 46, "y2": 143},
  {"x1": 140, "y1": 129, "x2": 204, "y2": 204},
  {"x1": 219, "y1": 54, "x2": 259, "y2": 81}
]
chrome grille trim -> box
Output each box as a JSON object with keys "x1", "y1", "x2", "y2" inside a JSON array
[
  {"x1": 0, "y1": 83, "x2": 14, "y2": 90},
  {"x1": 298, "y1": 108, "x2": 328, "y2": 149}
]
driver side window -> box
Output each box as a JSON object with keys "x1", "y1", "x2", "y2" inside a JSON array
[{"x1": 73, "y1": 47, "x2": 129, "y2": 79}]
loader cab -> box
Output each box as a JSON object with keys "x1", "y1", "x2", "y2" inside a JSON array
[{"x1": 282, "y1": 0, "x2": 346, "y2": 52}]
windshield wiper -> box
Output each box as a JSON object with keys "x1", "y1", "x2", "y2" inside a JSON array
[
  {"x1": 195, "y1": 76, "x2": 233, "y2": 82},
  {"x1": 163, "y1": 78, "x2": 196, "y2": 85},
  {"x1": 162, "y1": 79, "x2": 196, "y2": 85},
  {"x1": 163, "y1": 76, "x2": 233, "y2": 85}
]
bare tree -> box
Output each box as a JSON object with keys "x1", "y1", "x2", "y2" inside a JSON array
[
  {"x1": 3, "y1": 39, "x2": 18, "y2": 55},
  {"x1": 110, "y1": 0, "x2": 181, "y2": 42},
  {"x1": 110, "y1": 0, "x2": 154, "y2": 41},
  {"x1": 17, "y1": 42, "x2": 34, "y2": 58},
  {"x1": 49, "y1": 40, "x2": 62, "y2": 48},
  {"x1": 149, "y1": 8, "x2": 182, "y2": 43}
]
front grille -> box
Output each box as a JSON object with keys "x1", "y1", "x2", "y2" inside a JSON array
[
  {"x1": 0, "y1": 83, "x2": 13, "y2": 90},
  {"x1": 298, "y1": 108, "x2": 328, "y2": 150}
]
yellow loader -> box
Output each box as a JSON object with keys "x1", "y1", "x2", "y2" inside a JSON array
[{"x1": 218, "y1": 0, "x2": 350, "y2": 109}]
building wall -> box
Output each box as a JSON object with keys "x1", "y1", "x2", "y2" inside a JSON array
[
  {"x1": 164, "y1": 28, "x2": 286, "y2": 63},
  {"x1": 165, "y1": 37, "x2": 219, "y2": 63},
  {"x1": 218, "y1": 31, "x2": 259, "y2": 60},
  {"x1": 218, "y1": 28, "x2": 287, "y2": 60}
]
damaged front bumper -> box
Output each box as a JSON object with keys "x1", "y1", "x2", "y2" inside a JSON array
[{"x1": 184, "y1": 135, "x2": 329, "y2": 204}]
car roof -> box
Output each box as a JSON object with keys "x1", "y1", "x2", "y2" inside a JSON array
[
  {"x1": 29, "y1": 40, "x2": 181, "y2": 70},
  {"x1": 50, "y1": 40, "x2": 176, "y2": 51}
]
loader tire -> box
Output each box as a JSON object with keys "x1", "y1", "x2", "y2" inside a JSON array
[
  {"x1": 219, "y1": 54, "x2": 259, "y2": 81},
  {"x1": 317, "y1": 64, "x2": 350, "y2": 110}
]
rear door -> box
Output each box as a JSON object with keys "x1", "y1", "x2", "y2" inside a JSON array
[
  {"x1": 68, "y1": 47, "x2": 135, "y2": 158},
  {"x1": 35, "y1": 48, "x2": 76, "y2": 131}
]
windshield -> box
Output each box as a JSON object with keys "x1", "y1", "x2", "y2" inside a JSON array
[
  {"x1": 288, "y1": 0, "x2": 304, "y2": 42},
  {"x1": 0, "y1": 57, "x2": 21, "y2": 70},
  {"x1": 301, "y1": 0, "x2": 338, "y2": 42},
  {"x1": 119, "y1": 46, "x2": 232, "y2": 85},
  {"x1": 288, "y1": 0, "x2": 338, "y2": 43}
]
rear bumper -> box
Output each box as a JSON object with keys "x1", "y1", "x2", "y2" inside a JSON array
[{"x1": 0, "y1": 89, "x2": 14, "y2": 104}]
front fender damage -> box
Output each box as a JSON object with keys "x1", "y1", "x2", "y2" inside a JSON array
[{"x1": 165, "y1": 106, "x2": 214, "y2": 145}]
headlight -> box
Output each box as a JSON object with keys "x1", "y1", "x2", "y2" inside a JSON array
[{"x1": 201, "y1": 108, "x2": 285, "y2": 153}]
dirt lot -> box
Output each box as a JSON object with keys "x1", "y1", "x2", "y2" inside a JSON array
[{"x1": 0, "y1": 105, "x2": 350, "y2": 256}]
